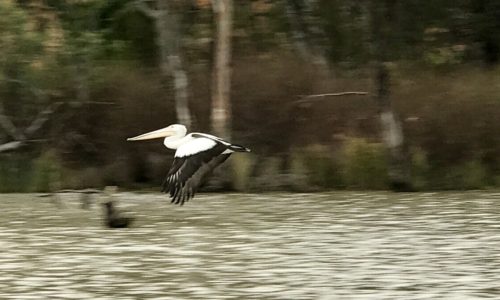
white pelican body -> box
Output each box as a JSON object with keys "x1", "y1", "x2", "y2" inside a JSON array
[{"x1": 127, "y1": 124, "x2": 250, "y2": 205}]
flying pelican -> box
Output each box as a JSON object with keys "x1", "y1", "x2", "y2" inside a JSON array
[{"x1": 127, "y1": 124, "x2": 250, "y2": 205}]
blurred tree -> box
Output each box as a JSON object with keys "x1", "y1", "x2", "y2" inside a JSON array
[
  {"x1": 0, "y1": 0, "x2": 63, "y2": 152},
  {"x1": 471, "y1": 0, "x2": 500, "y2": 65},
  {"x1": 284, "y1": 0, "x2": 330, "y2": 72},
  {"x1": 211, "y1": 0, "x2": 233, "y2": 139},
  {"x1": 131, "y1": 0, "x2": 192, "y2": 129},
  {"x1": 370, "y1": 0, "x2": 412, "y2": 191},
  {"x1": 37, "y1": 0, "x2": 123, "y2": 160},
  {"x1": 45, "y1": 0, "x2": 104, "y2": 105}
]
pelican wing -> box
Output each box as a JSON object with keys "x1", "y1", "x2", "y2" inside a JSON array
[{"x1": 162, "y1": 139, "x2": 230, "y2": 205}]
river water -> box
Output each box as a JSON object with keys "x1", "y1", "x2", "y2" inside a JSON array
[{"x1": 1, "y1": 192, "x2": 499, "y2": 299}]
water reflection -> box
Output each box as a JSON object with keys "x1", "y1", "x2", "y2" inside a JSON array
[{"x1": 0, "y1": 192, "x2": 500, "y2": 299}]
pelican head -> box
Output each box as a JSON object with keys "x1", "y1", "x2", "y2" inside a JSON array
[{"x1": 127, "y1": 124, "x2": 187, "y2": 141}]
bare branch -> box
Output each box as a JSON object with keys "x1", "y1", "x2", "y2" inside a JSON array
[
  {"x1": 304, "y1": 92, "x2": 369, "y2": 98},
  {"x1": 132, "y1": 0, "x2": 160, "y2": 19},
  {"x1": 0, "y1": 103, "x2": 25, "y2": 140},
  {"x1": 4, "y1": 78, "x2": 48, "y2": 101},
  {"x1": 85, "y1": 101, "x2": 116, "y2": 105},
  {"x1": 294, "y1": 92, "x2": 369, "y2": 105},
  {"x1": 0, "y1": 101, "x2": 63, "y2": 153},
  {"x1": 24, "y1": 102, "x2": 64, "y2": 137},
  {"x1": 1, "y1": 77, "x2": 50, "y2": 140},
  {"x1": 0, "y1": 78, "x2": 64, "y2": 153},
  {"x1": 0, "y1": 141, "x2": 24, "y2": 153}
]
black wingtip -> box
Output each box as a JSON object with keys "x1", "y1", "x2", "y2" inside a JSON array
[{"x1": 230, "y1": 144, "x2": 251, "y2": 152}]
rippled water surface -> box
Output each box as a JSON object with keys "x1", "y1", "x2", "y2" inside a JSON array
[{"x1": 1, "y1": 192, "x2": 500, "y2": 299}]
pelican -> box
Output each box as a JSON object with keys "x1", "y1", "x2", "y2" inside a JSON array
[{"x1": 127, "y1": 124, "x2": 250, "y2": 205}]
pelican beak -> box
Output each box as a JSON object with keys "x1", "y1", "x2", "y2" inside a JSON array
[{"x1": 127, "y1": 127, "x2": 175, "y2": 141}]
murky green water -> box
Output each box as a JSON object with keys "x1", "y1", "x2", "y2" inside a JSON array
[{"x1": 1, "y1": 192, "x2": 500, "y2": 299}]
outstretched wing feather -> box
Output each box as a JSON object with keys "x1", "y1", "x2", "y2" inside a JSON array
[
  {"x1": 172, "y1": 154, "x2": 230, "y2": 205},
  {"x1": 162, "y1": 141, "x2": 229, "y2": 205}
]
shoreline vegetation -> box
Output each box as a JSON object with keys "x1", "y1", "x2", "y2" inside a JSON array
[
  {"x1": 2, "y1": 62, "x2": 499, "y2": 192},
  {"x1": 0, "y1": 2, "x2": 499, "y2": 192},
  {"x1": 1, "y1": 63, "x2": 499, "y2": 192}
]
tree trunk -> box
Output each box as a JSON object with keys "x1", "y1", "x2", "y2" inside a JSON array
[
  {"x1": 155, "y1": 0, "x2": 192, "y2": 129},
  {"x1": 211, "y1": 0, "x2": 233, "y2": 139},
  {"x1": 0, "y1": 141, "x2": 23, "y2": 153},
  {"x1": 371, "y1": 0, "x2": 413, "y2": 191},
  {"x1": 375, "y1": 63, "x2": 412, "y2": 191},
  {"x1": 168, "y1": 55, "x2": 191, "y2": 128}
]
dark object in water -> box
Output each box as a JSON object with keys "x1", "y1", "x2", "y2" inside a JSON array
[
  {"x1": 102, "y1": 201, "x2": 134, "y2": 228},
  {"x1": 390, "y1": 180, "x2": 415, "y2": 192},
  {"x1": 81, "y1": 193, "x2": 91, "y2": 209}
]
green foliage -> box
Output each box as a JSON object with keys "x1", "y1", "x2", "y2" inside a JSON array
[
  {"x1": 288, "y1": 151, "x2": 312, "y2": 191},
  {"x1": 410, "y1": 147, "x2": 430, "y2": 190},
  {"x1": 0, "y1": 154, "x2": 33, "y2": 192},
  {"x1": 230, "y1": 154, "x2": 254, "y2": 191},
  {"x1": 316, "y1": 1, "x2": 369, "y2": 65},
  {"x1": 440, "y1": 160, "x2": 489, "y2": 190},
  {"x1": 250, "y1": 157, "x2": 284, "y2": 191},
  {"x1": 31, "y1": 150, "x2": 63, "y2": 192},
  {"x1": 341, "y1": 138, "x2": 388, "y2": 190},
  {"x1": 104, "y1": 7, "x2": 156, "y2": 64},
  {"x1": 0, "y1": 0, "x2": 46, "y2": 113},
  {"x1": 301, "y1": 145, "x2": 343, "y2": 189},
  {"x1": 0, "y1": 1, "x2": 43, "y2": 73},
  {"x1": 424, "y1": 46, "x2": 465, "y2": 66},
  {"x1": 461, "y1": 160, "x2": 489, "y2": 189}
]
